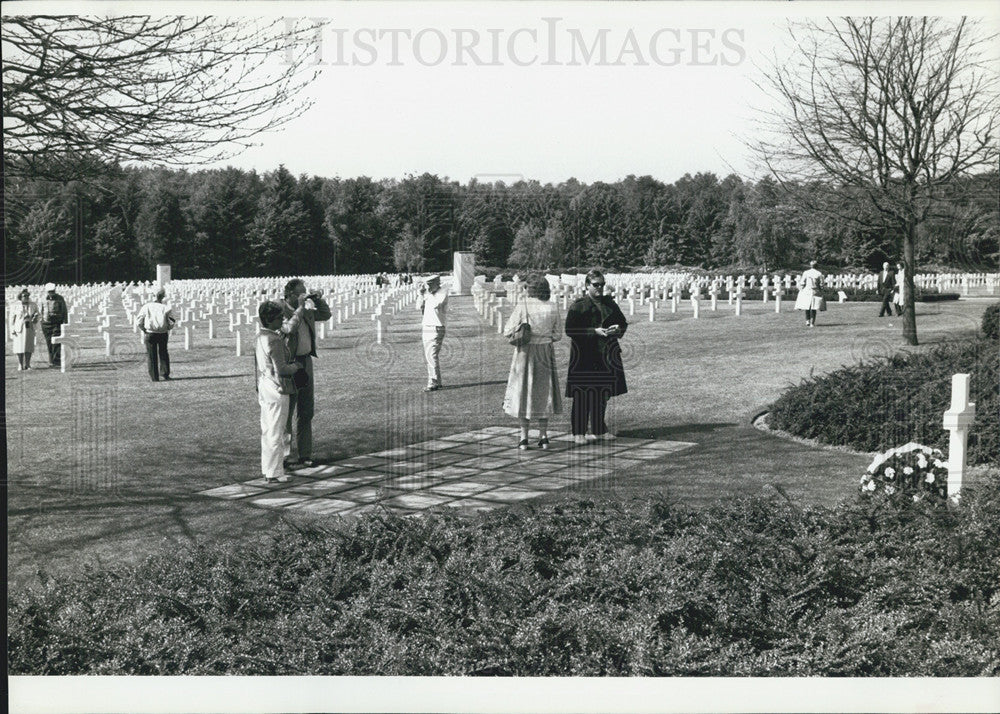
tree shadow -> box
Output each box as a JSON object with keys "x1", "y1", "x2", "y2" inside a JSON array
[
  {"x1": 618, "y1": 422, "x2": 738, "y2": 440},
  {"x1": 440, "y1": 380, "x2": 507, "y2": 389},
  {"x1": 168, "y1": 374, "x2": 248, "y2": 381}
]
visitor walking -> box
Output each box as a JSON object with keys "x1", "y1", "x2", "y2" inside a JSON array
[
  {"x1": 10, "y1": 288, "x2": 40, "y2": 371},
  {"x1": 418, "y1": 275, "x2": 448, "y2": 392},
  {"x1": 565, "y1": 269, "x2": 629, "y2": 445},
  {"x1": 794, "y1": 261, "x2": 825, "y2": 327},
  {"x1": 877, "y1": 262, "x2": 896, "y2": 317},
  {"x1": 39, "y1": 282, "x2": 68, "y2": 367},
  {"x1": 893, "y1": 261, "x2": 907, "y2": 316},
  {"x1": 502, "y1": 275, "x2": 563, "y2": 449},
  {"x1": 137, "y1": 287, "x2": 177, "y2": 381}
]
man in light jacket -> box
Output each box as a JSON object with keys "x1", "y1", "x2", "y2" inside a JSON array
[
  {"x1": 137, "y1": 287, "x2": 177, "y2": 381},
  {"x1": 418, "y1": 275, "x2": 448, "y2": 391}
]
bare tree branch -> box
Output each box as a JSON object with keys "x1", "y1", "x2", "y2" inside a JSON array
[
  {"x1": 2, "y1": 15, "x2": 326, "y2": 181},
  {"x1": 749, "y1": 16, "x2": 1000, "y2": 345}
]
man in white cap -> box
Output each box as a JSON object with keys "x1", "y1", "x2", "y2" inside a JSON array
[
  {"x1": 137, "y1": 287, "x2": 177, "y2": 381},
  {"x1": 39, "y1": 282, "x2": 68, "y2": 367},
  {"x1": 417, "y1": 275, "x2": 448, "y2": 391}
]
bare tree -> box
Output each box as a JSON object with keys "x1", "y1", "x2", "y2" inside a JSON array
[
  {"x1": 2, "y1": 16, "x2": 325, "y2": 181},
  {"x1": 753, "y1": 17, "x2": 1000, "y2": 345}
]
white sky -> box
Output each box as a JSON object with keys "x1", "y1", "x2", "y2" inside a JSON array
[{"x1": 9, "y1": 1, "x2": 1000, "y2": 186}]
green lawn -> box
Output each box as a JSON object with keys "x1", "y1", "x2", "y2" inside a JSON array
[{"x1": 5, "y1": 292, "x2": 991, "y2": 587}]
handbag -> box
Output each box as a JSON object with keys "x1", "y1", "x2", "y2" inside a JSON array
[{"x1": 507, "y1": 306, "x2": 532, "y2": 347}]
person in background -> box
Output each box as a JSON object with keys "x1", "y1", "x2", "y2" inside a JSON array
[
  {"x1": 564, "y1": 269, "x2": 629, "y2": 445},
  {"x1": 255, "y1": 301, "x2": 303, "y2": 484},
  {"x1": 893, "y1": 261, "x2": 907, "y2": 316},
  {"x1": 418, "y1": 275, "x2": 448, "y2": 392},
  {"x1": 502, "y1": 274, "x2": 563, "y2": 449},
  {"x1": 137, "y1": 287, "x2": 177, "y2": 381},
  {"x1": 279, "y1": 278, "x2": 332, "y2": 469},
  {"x1": 10, "y1": 288, "x2": 40, "y2": 370},
  {"x1": 794, "y1": 260, "x2": 825, "y2": 327},
  {"x1": 877, "y1": 262, "x2": 897, "y2": 317},
  {"x1": 39, "y1": 282, "x2": 68, "y2": 367}
]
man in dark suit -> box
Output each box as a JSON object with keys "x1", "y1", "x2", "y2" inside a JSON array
[
  {"x1": 877, "y1": 262, "x2": 896, "y2": 317},
  {"x1": 280, "y1": 278, "x2": 332, "y2": 468}
]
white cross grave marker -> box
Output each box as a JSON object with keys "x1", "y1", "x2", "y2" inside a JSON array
[{"x1": 943, "y1": 373, "x2": 976, "y2": 502}]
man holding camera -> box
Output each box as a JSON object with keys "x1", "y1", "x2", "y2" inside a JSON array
[
  {"x1": 280, "y1": 278, "x2": 332, "y2": 468},
  {"x1": 417, "y1": 275, "x2": 448, "y2": 392}
]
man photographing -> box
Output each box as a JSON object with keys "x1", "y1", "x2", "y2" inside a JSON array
[
  {"x1": 418, "y1": 275, "x2": 448, "y2": 392},
  {"x1": 280, "y1": 278, "x2": 331, "y2": 468}
]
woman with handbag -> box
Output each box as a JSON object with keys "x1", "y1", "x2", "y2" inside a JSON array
[
  {"x1": 502, "y1": 275, "x2": 563, "y2": 449},
  {"x1": 565, "y1": 269, "x2": 629, "y2": 445},
  {"x1": 794, "y1": 261, "x2": 825, "y2": 327},
  {"x1": 255, "y1": 301, "x2": 304, "y2": 483},
  {"x1": 10, "y1": 288, "x2": 41, "y2": 371}
]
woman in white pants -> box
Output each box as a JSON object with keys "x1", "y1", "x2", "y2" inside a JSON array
[{"x1": 255, "y1": 301, "x2": 303, "y2": 483}]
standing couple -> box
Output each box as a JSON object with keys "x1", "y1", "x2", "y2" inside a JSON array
[{"x1": 501, "y1": 270, "x2": 628, "y2": 448}]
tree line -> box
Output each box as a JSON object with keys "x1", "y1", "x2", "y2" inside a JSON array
[{"x1": 4, "y1": 165, "x2": 996, "y2": 285}]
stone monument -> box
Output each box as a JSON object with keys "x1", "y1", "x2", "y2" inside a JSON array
[
  {"x1": 157, "y1": 264, "x2": 171, "y2": 287},
  {"x1": 452, "y1": 252, "x2": 475, "y2": 295}
]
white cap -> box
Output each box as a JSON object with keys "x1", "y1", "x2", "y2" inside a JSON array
[{"x1": 44, "y1": 282, "x2": 56, "y2": 292}]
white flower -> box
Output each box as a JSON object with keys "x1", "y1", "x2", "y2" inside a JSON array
[
  {"x1": 865, "y1": 481, "x2": 876, "y2": 491},
  {"x1": 913, "y1": 495, "x2": 921, "y2": 502},
  {"x1": 916, "y1": 455, "x2": 927, "y2": 468},
  {"x1": 925, "y1": 473, "x2": 935, "y2": 483},
  {"x1": 903, "y1": 466, "x2": 914, "y2": 475},
  {"x1": 934, "y1": 459, "x2": 946, "y2": 468},
  {"x1": 885, "y1": 485, "x2": 896, "y2": 495},
  {"x1": 884, "y1": 467, "x2": 895, "y2": 478}
]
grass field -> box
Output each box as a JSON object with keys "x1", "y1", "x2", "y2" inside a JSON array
[{"x1": 5, "y1": 292, "x2": 992, "y2": 588}]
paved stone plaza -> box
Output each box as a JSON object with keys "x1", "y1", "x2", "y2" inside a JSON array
[{"x1": 199, "y1": 427, "x2": 696, "y2": 517}]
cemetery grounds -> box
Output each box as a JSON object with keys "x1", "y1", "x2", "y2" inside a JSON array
[{"x1": 4, "y1": 279, "x2": 993, "y2": 590}]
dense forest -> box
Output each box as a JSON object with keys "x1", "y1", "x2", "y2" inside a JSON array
[{"x1": 4, "y1": 165, "x2": 997, "y2": 285}]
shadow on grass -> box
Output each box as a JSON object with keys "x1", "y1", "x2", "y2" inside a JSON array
[
  {"x1": 168, "y1": 374, "x2": 248, "y2": 381},
  {"x1": 619, "y1": 422, "x2": 738, "y2": 440},
  {"x1": 440, "y1": 380, "x2": 507, "y2": 389}
]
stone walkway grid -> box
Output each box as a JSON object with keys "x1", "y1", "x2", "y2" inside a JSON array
[{"x1": 198, "y1": 427, "x2": 696, "y2": 516}]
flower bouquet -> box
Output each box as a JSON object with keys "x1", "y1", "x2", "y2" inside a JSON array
[{"x1": 860, "y1": 442, "x2": 950, "y2": 501}]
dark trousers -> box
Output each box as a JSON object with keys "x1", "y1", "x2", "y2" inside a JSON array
[
  {"x1": 41, "y1": 323, "x2": 61, "y2": 365},
  {"x1": 878, "y1": 292, "x2": 894, "y2": 317},
  {"x1": 286, "y1": 355, "x2": 315, "y2": 460},
  {"x1": 570, "y1": 388, "x2": 610, "y2": 436},
  {"x1": 145, "y1": 332, "x2": 170, "y2": 381}
]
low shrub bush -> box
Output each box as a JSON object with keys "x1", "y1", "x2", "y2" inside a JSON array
[
  {"x1": 982, "y1": 302, "x2": 1000, "y2": 340},
  {"x1": 8, "y1": 473, "x2": 1000, "y2": 676},
  {"x1": 769, "y1": 337, "x2": 998, "y2": 465}
]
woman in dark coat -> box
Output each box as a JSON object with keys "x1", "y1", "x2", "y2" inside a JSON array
[{"x1": 565, "y1": 269, "x2": 628, "y2": 444}]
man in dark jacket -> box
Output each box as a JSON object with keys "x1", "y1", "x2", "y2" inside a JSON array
[
  {"x1": 39, "y1": 282, "x2": 68, "y2": 367},
  {"x1": 564, "y1": 270, "x2": 628, "y2": 444},
  {"x1": 877, "y1": 262, "x2": 896, "y2": 317},
  {"x1": 280, "y1": 278, "x2": 332, "y2": 467}
]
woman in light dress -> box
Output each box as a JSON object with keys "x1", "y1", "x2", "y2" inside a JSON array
[
  {"x1": 502, "y1": 274, "x2": 563, "y2": 449},
  {"x1": 10, "y1": 288, "x2": 41, "y2": 370},
  {"x1": 794, "y1": 260, "x2": 824, "y2": 327},
  {"x1": 893, "y1": 261, "x2": 907, "y2": 316}
]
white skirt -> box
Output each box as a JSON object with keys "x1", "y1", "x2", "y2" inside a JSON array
[
  {"x1": 502, "y1": 342, "x2": 563, "y2": 419},
  {"x1": 794, "y1": 288, "x2": 824, "y2": 311}
]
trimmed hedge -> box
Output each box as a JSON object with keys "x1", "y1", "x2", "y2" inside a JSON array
[
  {"x1": 769, "y1": 337, "x2": 998, "y2": 465},
  {"x1": 983, "y1": 302, "x2": 1000, "y2": 340},
  {"x1": 8, "y1": 479, "x2": 999, "y2": 676}
]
